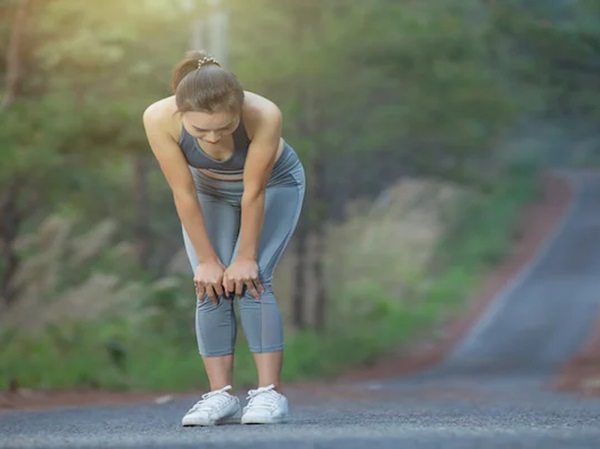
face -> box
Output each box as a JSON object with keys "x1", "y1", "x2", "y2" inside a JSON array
[{"x1": 181, "y1": 110, "x2": 239, "y2": 144}]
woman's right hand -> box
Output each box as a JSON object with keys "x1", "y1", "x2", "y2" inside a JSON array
[{"x1": 194, "y1": 259, "x2": 226, "y2": 305}]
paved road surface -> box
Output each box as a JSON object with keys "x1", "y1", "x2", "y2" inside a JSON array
[{"x1": 2, "y1": 171, "x2": 600, "y2": 448}]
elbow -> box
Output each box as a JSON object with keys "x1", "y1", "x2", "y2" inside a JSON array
[{"x1": 172, "y1": 189, "x2": 197, "y2": 205}]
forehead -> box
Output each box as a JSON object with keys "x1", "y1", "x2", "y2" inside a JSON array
[{"x1": 183, "y1": 110, "x2": 236, "y2": 129}]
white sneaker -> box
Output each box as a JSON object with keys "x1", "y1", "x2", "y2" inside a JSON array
[
  {"x1": 181, "y1": 385, "x2": 241, "y2": 426},
  {"x1": 241, "y1": 384, "x2": 289, "y2": 424}
]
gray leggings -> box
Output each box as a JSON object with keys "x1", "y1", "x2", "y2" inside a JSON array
[{"x1": 182, "y1": 147, "x2": 305, "y2": 357}]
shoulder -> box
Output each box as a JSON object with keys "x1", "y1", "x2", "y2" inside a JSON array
[
  {"x1": 241, "y1": 92, "x2": 282, "y2": 138},
  {"x1": 143, "y1": 96, "x2": 180, "y2": 141}
]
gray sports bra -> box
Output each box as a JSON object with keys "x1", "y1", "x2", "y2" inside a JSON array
[{"x1": 178, "y1": 121, "x2": 251, "y2": 176}]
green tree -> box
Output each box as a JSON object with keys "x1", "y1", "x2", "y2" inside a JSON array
[
  {"x1": 0, "y1": 0, "x2": 189, "y2": 307},
  {"x1": 490, "y1": 0, "x2": 600, "y2": 118}
]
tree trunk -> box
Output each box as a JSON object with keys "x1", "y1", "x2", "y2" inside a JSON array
[
  {"x1": 0, "y1": 182, "x2": 21, "y2": 307},
  {"x1": 313, "y1": 226, "x2": 327, "y2": 331},
  {"x1": 312, "y1": 157, "x2": 327, "y2": 331},
  {"x1": 1, "y1": 0, "x2": 32, "y2": 308},
  {"x1": 2, "y1": 0, "x2": 31, "y2": 111},
  {"x1": 289, "y1": 1, "x2": 324, "y2": 331},
  {"x1": 133, "y1": 154, "x2": 151, "y2": 271},
  {"x1": 291, "y1": 219, "x2": 307, "y2": 330},
  {"x1": 302, "y1": 89, "x2": 328, "y2": 331}
]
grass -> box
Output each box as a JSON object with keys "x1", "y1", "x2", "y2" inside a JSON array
[{"x1": 0, "y1": 163, "x2": 541, "y2": 392}]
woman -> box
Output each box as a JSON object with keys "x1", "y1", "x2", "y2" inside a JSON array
[{"x1": 143, "y1": 51, "x2": 305, "y2": 426}]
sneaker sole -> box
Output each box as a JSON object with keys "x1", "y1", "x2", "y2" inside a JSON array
[
  {"x1": 241, "y1": 415, "x2": 287, "y2": 425},
  {"x1": 182, "y1": 412, "x2": 241, "y2": 427}
]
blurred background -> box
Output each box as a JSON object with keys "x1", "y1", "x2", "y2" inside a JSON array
[{"x1": 1, "y1": 0, "x2": 599, "y2": 392}]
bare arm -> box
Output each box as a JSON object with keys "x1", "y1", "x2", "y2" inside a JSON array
[
  {"x1": 142, "y1": 104, "x2": 219, "y2": 264},
  {"x1": 236, "y1": 102, "x2": 283, "y2": 261}
]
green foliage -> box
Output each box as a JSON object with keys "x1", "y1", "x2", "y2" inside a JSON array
[
  {"x1": 489, "y1": 0, "x2": 600, "y2": 119},
  {"x1": 439, "y1": 159, "x2": 539, "y2": 268},
  {"x1": 0, "y1": 0, "x2": 188, "y2": 227},
  {"x1": 0, "y1": 0, "x2": 546, "y2": 257},
  {"x1": 227, "y1": 0, "x2": 521, "y2": 179}
]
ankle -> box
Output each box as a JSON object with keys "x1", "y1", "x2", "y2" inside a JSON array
[
  {"x1": 257, "y1": 383, "x2": 281, "y2": 393},
  {"x1": 209, "y1": 384, "x2": 234, "y2": 394}
]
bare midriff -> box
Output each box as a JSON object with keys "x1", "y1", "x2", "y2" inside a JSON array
[{"x1": 195, "y1": 139, "x2": 285, "y2": 181}]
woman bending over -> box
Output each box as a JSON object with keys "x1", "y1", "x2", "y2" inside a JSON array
[{"x1": 143, "y1": 51, "x2": 305, "y2": 426}]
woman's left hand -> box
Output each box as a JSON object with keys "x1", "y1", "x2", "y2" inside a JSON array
[{"x1": 223, "y1": 257, "x2": 264, "y2": 300}]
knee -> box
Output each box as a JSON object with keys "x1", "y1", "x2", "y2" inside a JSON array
[
  {"x1": 196, "y1": 295, "x2": 228, "y2": 311},
  {"x1": 199, "y1": 348, "x2": 234, "y2": 357},
  {"x1": 239, "y1": 286, "x2": 274, "y2": 303},
  {"x1": 247, "y1": 344, "x2": 284, "y2": 354}
]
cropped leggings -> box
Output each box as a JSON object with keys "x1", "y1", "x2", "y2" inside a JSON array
[{"x1": 182, "y1": 154, "x2": 305, "y2": 357}]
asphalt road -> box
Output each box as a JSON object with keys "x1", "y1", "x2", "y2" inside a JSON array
[{"x1": 2, "y1": 171, "x2": 600, "y2": 449}]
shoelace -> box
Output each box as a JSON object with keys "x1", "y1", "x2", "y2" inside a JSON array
[
  {"x1": 244, "y1": 384, "x2": 280, "y2": 411},
  {"x1": 188, "y1": 385, "x2": 233, "y2": 412}
]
